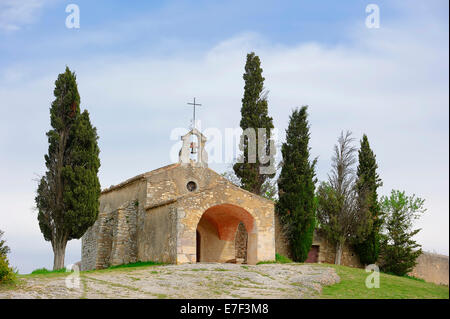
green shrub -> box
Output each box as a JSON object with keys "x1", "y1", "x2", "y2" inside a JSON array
[
  {"x1": 30, "y1": 267, "x2": 67, "y2": 275},
  {"x1": 257, "y1": 254, "x2": 293, "y2": 265},
  {"x1": 0, "y1": 254, "x2": 16, "y2": 284},
  {"x1": 275, "y1": 253, "x2": 293, "y2": 263}
]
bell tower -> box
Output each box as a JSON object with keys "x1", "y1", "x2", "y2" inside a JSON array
[{"x1": 179, "y1": 128, "x2": 208, "y2": 167}]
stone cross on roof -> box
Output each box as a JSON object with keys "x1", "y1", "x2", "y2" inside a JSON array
[{"x1": 187, "y1": 97, "x2": 202, "y2": 129}]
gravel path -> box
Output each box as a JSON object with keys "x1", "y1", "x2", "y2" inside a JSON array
[{"x1": 0, "y1": 263, "x2": 340, "y2": 299}]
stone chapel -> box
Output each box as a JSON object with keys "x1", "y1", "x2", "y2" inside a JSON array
[{"x1": 81, "y1": 128, "x2": 277, "y2": 270}]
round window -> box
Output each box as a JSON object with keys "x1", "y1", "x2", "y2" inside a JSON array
[{"x1": 186, "y1": 181, "x2": 197, "y2": 192}]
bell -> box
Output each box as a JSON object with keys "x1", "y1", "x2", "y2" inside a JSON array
[{"x1": 190, "y1": 142, "x2": 197, "y2": 154}]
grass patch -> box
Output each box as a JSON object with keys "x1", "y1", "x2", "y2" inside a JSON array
[
  {"x1": 0, "y1": 278, "x2": 21, "y2": 290},
  {"x1": 30, "y1": 267, "x2": 68, "y2": 275},
  {"x1": 241, "y1": 277, "x2": 262, "y2": 285},
  {"x1": 23, "y1": 261, "x2": 164, "y2": 277},
  {"x1": 257, "y1": 253, "x2": 293, "y2": 265},
  {"x1": 190, "y1": 268, "x2": 208, "y2": 272},
  {"x1": 107, "y1": 261, "x2": 164, "y2": 270},
  {"x1": 276, "y1": 254, "x2": 293, "y2": 263},
  {"x1": 401, "y1": 274, "x2": 425, "y2": 282},
  {"x1": 320, "y1": 264, "x2": 449, "y2": 299},
  {"x1": 256, "y1": 260, "x2": 276, "y2": 265}
]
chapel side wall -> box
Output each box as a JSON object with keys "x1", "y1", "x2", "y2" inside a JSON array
[
  {"x1": 81, "y1": 179, "x2": 147, "y2": 270},
  {"x1": 99, "y1": 179, "x2": 147, "y2": 213},
  {"x1": 81, "y1": 219, "x2": 100, "y2": 271},
  {"x1": 274, "y1": 212, "x2": 293, "y2": 260},
  {"x1": 138, "y1": 204, "x2": 177, "y2": 263}
]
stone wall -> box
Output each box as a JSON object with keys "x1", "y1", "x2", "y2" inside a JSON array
[
  {"x1": 82, "y1": 169, "x2": 147, "y2": 270},
  {"x1": 82, "y1": 201, "x2": 138, "y2": 270},
  {"x1": 274, "y1": 212, "x2": 292, "y2": 260},
  {"x1": 81, "y1": 215, "x2": 100, "y2": 271},
  {"x1": 312, "y1": 232, "x2": 362, "y2": 268},
  {"x1": 235, "y1": 222, "x2": 248, "y2": 262},
  {"x1": 409, "y1": 252, "x2": 449, "y2": 285},
  {"x1": 139, "y1": 204, "x2": 177, "y2": 264}
]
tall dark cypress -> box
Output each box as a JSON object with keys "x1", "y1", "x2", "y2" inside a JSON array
[
  {"x1": 353, "y1": 134, "x2": 382, "y2": 264},
  {"x1": 276, "y1": 106, "x2": 317, "y2": 262},
  {"x1": 233, "y1": 52, "x2": 275, "y2": 195},
  {"x1": 35, "y1": 67, "x2": 101, "y2": 270}
]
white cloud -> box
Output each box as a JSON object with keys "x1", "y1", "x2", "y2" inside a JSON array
[
  {"x1": 0, "y1": 0, "x2": 51, "y2": 31},
  {"x1": 0, "y1": 3, "x2": 448, "y2": 273}
]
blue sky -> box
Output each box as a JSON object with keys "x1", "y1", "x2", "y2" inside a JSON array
[
  {"x1": 0, "y1": 1, "x2": 421, "y2": 67},
  {"x1": 0, "y1": 0, "x2": 448, "y2": 273}
]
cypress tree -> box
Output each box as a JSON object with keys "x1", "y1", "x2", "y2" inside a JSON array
[
  {"x1": 353, "y1": 134, "x2": 382, "y2": 264},
  {"x1": 276, "y1": 107, "x2": 317, "y2": 262},
  {"x1": 233, "y1": 52, "x2": 275, "y2": 195},
  {"x1": 35, "y1": 67, "x2": 101, "y2": 270}
]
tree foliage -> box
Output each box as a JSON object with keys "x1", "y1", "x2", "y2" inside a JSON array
[
  {"x1": 35, "y1": 67, "x2": 101, "y2": 270},
  {"x1": 222, "y1": 168, "x2": 278, "y2": 201},
  {"x1": 0, "y1": 230, "x2": 14, "y2": 284},
  {"x1": 353, "y1": 134, "x2": 383, "y2": 264},
  {"x1": 0, "y1": 230, "x2": 10, "y2": 257},
  {"x1": 233, "y1": 52, "x2": 275, "y2": 195},
  {"x1": 316, "y1": 131, "x2": 369, "y2": 264},
  {"x1": 379, "y1": 190, "x2": 426, "y2": 276},
  {"x1": 276, "y1": 107, "x2": 317, "y2": 262}
]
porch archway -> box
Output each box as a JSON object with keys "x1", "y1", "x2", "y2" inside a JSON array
[{"x1": 196, "y1": 203, "x2": 257, "y2": 264}]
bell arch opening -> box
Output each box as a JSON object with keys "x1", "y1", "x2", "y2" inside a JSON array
[{"x1": 195, "y1": 203, "x2": 257, "y2": 264}]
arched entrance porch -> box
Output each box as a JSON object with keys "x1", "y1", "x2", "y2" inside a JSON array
[{"x1": 196, "y1": 203, "x2": 257, "y2": 264}]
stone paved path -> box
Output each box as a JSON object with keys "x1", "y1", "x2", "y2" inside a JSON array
[{"x1": 0, "y1": 263, "x2": 340, "y2": 299}]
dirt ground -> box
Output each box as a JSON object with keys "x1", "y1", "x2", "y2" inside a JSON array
[{"x1": 0, "y1": 263, "x2": 340, "y2": 299}]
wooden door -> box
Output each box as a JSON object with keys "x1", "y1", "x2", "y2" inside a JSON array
[{"x1": 305, "y1": 245, "x2": 319, "y2": 263}]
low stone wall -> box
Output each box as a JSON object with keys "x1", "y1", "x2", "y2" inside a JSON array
[
  {"x1": 409, "y1": 252, "x2": 449, "y2": 285},
  {"x1": 82, "y1": 200, "x2": 138, "y2": 270},
  {"x1": 312, "y1": 233, "x2": 362, "y2": 268}
]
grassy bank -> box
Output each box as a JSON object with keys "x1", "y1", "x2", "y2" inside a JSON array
[{"x1": 320, "y1": 264, "x2": 449, "y2": 299}]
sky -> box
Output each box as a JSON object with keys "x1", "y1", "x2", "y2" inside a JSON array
[{"x1": 0, "y1": 0, "x2": 448, "y2": 274}]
